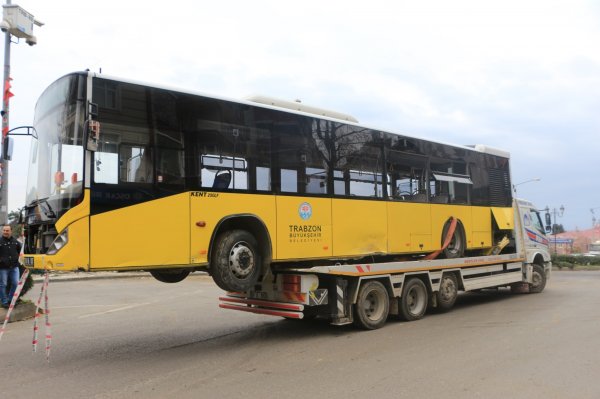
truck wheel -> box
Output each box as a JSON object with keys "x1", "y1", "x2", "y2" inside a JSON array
[
  {"x1": 150, "y1": 269, "x2": 190, "y2": 283},
  {"x1": 442, "y1": 220, "x2": 464, "y2": 259},
  {"x1": 211, "y1": 230, "x2": 261, "y2": 292},
  {"x1": 400, "y1": 278, "x2": 428, "y2": 321},
  {"x1": 529, "y1": 264, "x2": 546, "y2": 293},
  {"x1": 435, "y1": 273, "x2": 458, "y2": 312},
  {"x1": 353, "y1": 280, "x2": 389, "y2": 330}
]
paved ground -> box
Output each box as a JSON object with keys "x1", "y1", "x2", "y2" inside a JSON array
[{"x1": 0, "y1": 271, "x2": 599, "y2": 399}]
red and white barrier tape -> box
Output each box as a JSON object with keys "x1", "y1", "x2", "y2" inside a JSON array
[
  {"x1": 0, "y1": 268, "x2": 31, "y2": 342},
  {"x1": 32, "y1": 271, "x2": 52, "y2": 361}
]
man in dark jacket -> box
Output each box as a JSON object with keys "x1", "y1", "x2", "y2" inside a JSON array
[{"x1": 0, "y1": 225, "x2": 21, "y2": 308}]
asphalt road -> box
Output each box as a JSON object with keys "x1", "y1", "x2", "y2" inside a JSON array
[{"x1": 1, "y1": 271, "x2": 599, "y2": 399}]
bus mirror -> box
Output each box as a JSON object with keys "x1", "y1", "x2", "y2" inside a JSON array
[{"x1": 86, "y1": 120, "x2": 101, "y2": 151}]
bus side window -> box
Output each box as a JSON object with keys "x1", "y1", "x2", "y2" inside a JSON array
[
  {"x1": 281, "y1": 169, "x2": 298, "y2": 193},
  {"x1": 156, "y1": 148, "x2": 184, "y2": 185},
  {"x1": 256, "y1": 166, "x2": 271, "y2": 191},
  {"x1": 306, "y1": 167, "x2": 327, "y2": 194},
  {"x1": 333, "y1": 170, "x2": 346, "y2": 195},
  {"x1": 93, "y1": 134, "x2": 119, "y2": 184},
  {"x1": 200, "y1": 155, "x2": 248, "y2": 190},
  {"x1": 386, "y1": 149, "x2": 428, "y2": 202},
  {"x1": 120, "y1": 145, "x2": 153, "y2": 183}
]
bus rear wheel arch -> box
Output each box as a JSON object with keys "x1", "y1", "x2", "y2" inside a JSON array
[
  {"x1": 211, "y1": 229, "x2": 262, "y2": 292},
  {"x1": 442, "y1": 218, "x2": 465, "y2": 259}
]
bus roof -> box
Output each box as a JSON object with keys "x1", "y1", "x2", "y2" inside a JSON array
[
  {"x1": 84, "y1": 71, "x2": 510, "y2": 159},
  {"x1": 246, "y1": 95, "x2": 359, "y2": 123}
]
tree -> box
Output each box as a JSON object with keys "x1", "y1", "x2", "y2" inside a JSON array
[
  {"x1": 7, "y1": 209, "x2": 22, "y2": 237},
  {"x1": 552, "y1": 224, "x2": 565, "y2": 234}
]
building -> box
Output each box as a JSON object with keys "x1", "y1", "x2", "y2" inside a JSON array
[{"x1": 552, "y1": 226, "x2": 600, "y2": 255}]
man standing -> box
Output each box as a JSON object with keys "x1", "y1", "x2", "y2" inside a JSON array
[{"x1": 0, "y1": 225, "x2": 21, "y2": 308}]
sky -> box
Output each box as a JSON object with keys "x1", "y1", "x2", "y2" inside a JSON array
[{"x1": 2, "y1": 0, "x2": 599, "y2": 231}]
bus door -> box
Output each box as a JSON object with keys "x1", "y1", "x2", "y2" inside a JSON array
[
  {"x1": 332, "y1": 169, "x2": 388, "y2": 257},
  {"x1": 387, "y1": 153, "x2": 432, "y2": 253},
  {"x1": 275, "y1": 165, "x2": 332, "y2": 261}
]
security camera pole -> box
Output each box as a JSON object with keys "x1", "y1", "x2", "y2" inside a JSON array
[{"x1": 0, "y1": 1, "x2": 42, "y2": 223}]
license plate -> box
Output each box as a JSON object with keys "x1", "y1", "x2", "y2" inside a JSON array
[{"x1": 23, "y1": 256, "x2": 34, "y2": 267}]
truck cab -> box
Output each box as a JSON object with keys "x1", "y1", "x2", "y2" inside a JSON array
[{"x1": 515, "y1": 198, "x2": 552, "y2": 280}]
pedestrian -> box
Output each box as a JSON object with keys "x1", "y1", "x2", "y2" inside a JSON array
[{"x1": 0, "y1": 225, "x2": 22, "y2": 308}]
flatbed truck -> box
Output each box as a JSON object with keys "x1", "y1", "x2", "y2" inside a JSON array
[{"x1": 219, "y1": 198, "x2": 551, "y2": 329}]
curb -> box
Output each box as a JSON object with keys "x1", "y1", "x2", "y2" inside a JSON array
[
  {"x1": 31, "y1": 271, "x2": 210, "y2": 283},
  {"x1": 552, "y1": 267, "x2": 600, "y2": 272},
  {"x1": 32, "y1": 272, "x2": 148, "y2": 283},
  {"x1": 0, "y1": 302, "x2": 36, "y2": 323}
]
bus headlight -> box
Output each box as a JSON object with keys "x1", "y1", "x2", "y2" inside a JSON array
[{"x1": 47, "y1": 229, "x2": 68, "y2": 255}]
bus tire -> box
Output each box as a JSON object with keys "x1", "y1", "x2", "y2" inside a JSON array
[
  {"x1": 353, "y1": 280, "x2": 390, "y2": 330},
  {"x1": 150, "y1": 269, "x2": 190, "y2": 283},
  {"x1": 434, "y1": 273, "x2": 458, "y2": 312},
  {"x1": 529, "y1": 264, "x2": 546, "y2": 293},
  {"x1": 211, "y1": 230, "x2": 261, "y2": 292},
  {"x1": 400, "y1": 278, "x2": 428, "y2": 321},
  {"x1": 442, "y1": 219, "x2": 465, "y2": 259}
]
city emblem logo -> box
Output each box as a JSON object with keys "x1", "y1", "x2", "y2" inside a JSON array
[{"x1": 299, "y1": 202, "x2": 312, "y2": 220}]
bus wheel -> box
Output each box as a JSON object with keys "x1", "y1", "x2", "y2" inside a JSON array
[
  {"x1": 211, "y1": 230, "x2": 261, "y2": 292},
  {"x1": 150, "y1": 269, "x2": 190, "y2": 283},
  {"x1": 400, "y1": 278, "x2": 428, "y2": 321},
  {"x1": 529, "y1": 264, "x2": 547, "y2": 293},
  {"x1": 353, "y1": 280, "x2": 389, "y2": 330},
  {"x1": 442, "y1": 220, "x2": 464, "y2": 259},
  {"x1": 434, "y1": 273, "x2": 458, "y2": 312}
]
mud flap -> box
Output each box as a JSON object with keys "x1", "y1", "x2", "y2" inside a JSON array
[{"x1": 330, "y1": 278, "x2": 352, "y2": 325}]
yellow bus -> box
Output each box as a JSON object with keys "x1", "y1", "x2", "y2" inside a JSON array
[{"x1": 23, "y1": 72, "x2": 514, "y2": 292}]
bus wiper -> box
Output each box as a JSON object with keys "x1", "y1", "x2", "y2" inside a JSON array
[{"x1": 31, "y1": 197, "x2": 57, "y2": 218}]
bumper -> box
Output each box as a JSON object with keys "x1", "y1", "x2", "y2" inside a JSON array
[{"x1": 23, "y1": 253, "x2": 86, "y2": 271}]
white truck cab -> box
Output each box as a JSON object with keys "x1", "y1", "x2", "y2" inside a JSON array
[{"x1": 514, "y1": 198, "x2": 552, "y2": 280}]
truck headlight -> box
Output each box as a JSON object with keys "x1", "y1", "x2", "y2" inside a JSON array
[{"x1": 47, "y1": 229, "x2": 68, "y2": 255}]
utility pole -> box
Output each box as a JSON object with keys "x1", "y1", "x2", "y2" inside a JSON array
[
  {"x1": 0, "y1": 1, "x2": 42, "y2": 223},
  {"x1": 545, "y1": 205, "x2": 565, "y2": 255}
]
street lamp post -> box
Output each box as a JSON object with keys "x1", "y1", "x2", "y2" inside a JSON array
[
  {"x1": 591, "y1": 207, "x2": 600, "y2": 228},
  {"x1": 545, "y1": 205, "x2": 565, "y2": 255},
  {"x1": 0, "y1": 2, "x2": 42, "y2": 223},
  {"x1": 512, "y1": 177, "x2": 541, "y2": 193}
]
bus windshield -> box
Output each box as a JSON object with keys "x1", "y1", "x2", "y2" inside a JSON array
[{"x1": 26, "y1": 74, "x2": 85, "y2": 216}]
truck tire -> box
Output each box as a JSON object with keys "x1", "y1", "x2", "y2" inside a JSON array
[
  {"x1": 529, "y1": 264, "x2": 547, "y2": 293},
  {"x1": 435, "y1": 273, "x2": 458, "y2": 312},
  {"x1": 353, "y1": 280, "x2": 390, "y2": 330},
  {"x1": 400, "y1": 278, "x2": 428, "y2": 321},
  {"x1": 150, "y1": 269, "x2": 190, "y2": 283},
  {"x1": 442, "y1": 220, "x2": 465, "y2": 259},
  {"x1": 211, "y1": 230, "x2": 261, "y2": 292}
]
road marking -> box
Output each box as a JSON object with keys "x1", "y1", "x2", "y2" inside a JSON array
[
  {"x1": 53, "y1": 305, "x2": 116, "y2": 309},
  {"x1": 79, "y1": 302, "x2": 154, "y2": 319}
]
